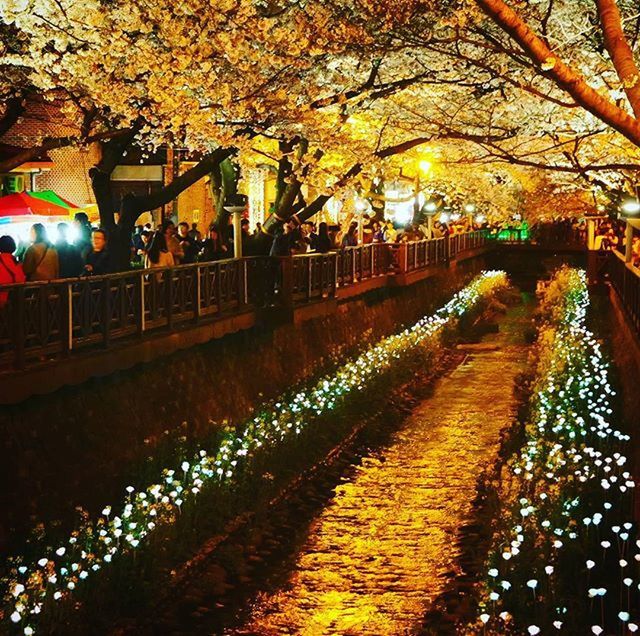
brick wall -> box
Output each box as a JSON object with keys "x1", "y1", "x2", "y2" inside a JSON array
[
  {"x1": 32, "y1": 144, "x2": 100, "y2": 206},
  {"x1": 0, "y1": 99, "x2": 101, "y2": 206}
]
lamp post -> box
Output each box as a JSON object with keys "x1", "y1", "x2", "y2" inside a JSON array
[
  {"x1": 464, "y1": 203, "x2": 476, "y2": 226},
  {"x1": 414, "y1": 159, "x2": 432, "y2": 223},
  {"x1": 425, "y1": 201, "x2": 437, "y2": 237},
  {"x1": 223, "y1": 193, "x2": 248, "y2": 259},
  {"x1": 355, "y1": 197, "x2": 367, "y2": 244},
  {"x1": 621, "y1": 197, "x2": 640, "y2": 263}
]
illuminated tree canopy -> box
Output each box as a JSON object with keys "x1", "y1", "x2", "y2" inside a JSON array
[{"x1": 1, "y1": 0, "x2": 639, "y2": 227}]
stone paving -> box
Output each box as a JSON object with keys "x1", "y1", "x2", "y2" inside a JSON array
[
  {"x1": 234, "y1": 301, "x2": 531, "y2": 635},
  {"x1": 119, "y1": 297, "x2": 533, "y2": 636}
]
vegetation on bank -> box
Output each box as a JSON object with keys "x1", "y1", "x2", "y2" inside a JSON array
[
  {"x1": 475, "y1": 268, "x2": 637, "y2": 634},
  {"x1": 1, "y1": 271, "x2": 508, "y2": 635}
]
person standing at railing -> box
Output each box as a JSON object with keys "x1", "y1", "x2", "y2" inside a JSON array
[
  {"x1": 315, "y1": 222, "x2": 333, "y2": 253},
  {"x1": 0, "y1": 236, "x2": 25, "y2": 308},
  {"x1": 163, "y1": 221, "x2": 184, "y2": 264},
  {"x1": 200, "y1": 225, "x2": 227, "y2": 262},
  {"x1": 145, "y1": 230, "x2": 175, "y2": 270},
  {"x1": 56, "y1": 223, "x2": 84, "y2": 278},
  {"x1": 23, "y1": 223, "x2": 59, "y2": 282},
  {"x1": 372, "y1": 221, "x2": 385, "y2": 243},
  {"x1": 270, "y1": 222, "x2": 293, "y2": 257},
  {"x1": 383, "y1": 220, "x2": 397, "y2": 243},
  {"x1": 83, "y1": 229, "x2": 111, "y2": 276},
  {"x1": 341, "y1": 222, "x2": 358, "y2": 248},
  {"x1": 73, "y1": 212, "x2": 93, "y2": 260},
  {"x1": 177, "y1": 221, "x2": 199, "y2": 264}
]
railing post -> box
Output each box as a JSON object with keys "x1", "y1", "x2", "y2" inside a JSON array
[
  {"x1": 280, "y1": 257, "x2": 294, "y2": 308},
  {"x1": 307, "y1": 256, "x2": 313, "y2": 301},
  {"x1": 101, "y1": 278, "x2": 111, "y2": 347},
  {"x1": 352, "y1": 248, "x2": 357, "y2": 282},
  {"x1": 194, "y1": 265, "x2": 201, "y2": 321},
  {"x1": 243, "y1": 260, "x2": 249, "y2": 304},
  {"x1": 61, "y1": 282, "x2": 73, "y2": 356},
  {"x1": 137, "y1": 271, "x2": 145, "y2": 336},
  {"x1": 215, "y1": 263, "x2": 222, "y2": 313},
  {"x1": 165, "y1": 269, "x2": 174, "y2": 328},
  {"x1": 13, "y1": 286, "x2": 25, "y2": 370},
  {"x1": 334, "y1": 253, "x2": 340, "y2": 289},
  {"x1": 236, "y1": 260, "x2": 246, "y2": 308}
]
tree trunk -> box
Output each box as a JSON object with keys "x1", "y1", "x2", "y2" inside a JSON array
[
  {"x1": 367, "y1": 178, "x2": 386, "y2": 221},
  {"x1": 596, "y1": 0, "x2": 640, "y2": 119},
  {"x1": 209, "y1": 158, "x2": 240, "y2": 240},
  {"x1": 90, "y1": 134, "x2": 234, "y2": 271},
  {"x1": 476, "y1": 0, "x2": 640, "y2": 147}
]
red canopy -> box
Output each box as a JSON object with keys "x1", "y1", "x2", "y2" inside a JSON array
[{"x1": 0, "y1": 192, "x2": 70, "y2": 217}]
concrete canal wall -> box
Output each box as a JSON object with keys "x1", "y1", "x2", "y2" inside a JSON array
[{"x1": 0, "y1": 257, "x2": 486, "y2": 552}]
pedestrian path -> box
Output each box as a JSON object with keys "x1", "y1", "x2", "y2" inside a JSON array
[{"x1": 233, "y1": 298, "x2": 532, "y2": 635}]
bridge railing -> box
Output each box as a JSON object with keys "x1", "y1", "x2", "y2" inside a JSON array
[
  {"x1": 0, "y1": 232, "x2": 489, "y2": 370},
  {"x1": 609, "y1": 251, "x2": 640, "y2": 335}
]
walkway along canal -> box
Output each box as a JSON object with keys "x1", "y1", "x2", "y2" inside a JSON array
[{"x1": 124, "y1": 292, "x2": 534, "y2": 635}]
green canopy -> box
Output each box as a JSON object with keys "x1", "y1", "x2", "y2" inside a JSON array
[{"x1": 27, "y1": 190, "x2": 78, "y2": 209}]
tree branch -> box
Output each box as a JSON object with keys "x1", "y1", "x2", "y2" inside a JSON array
[
  {"x1": 0, "y1": 95, "x2": 25, "y2": 138},
  {"x1": 595, "y1": 0, "x2": 640, "y2": 118},
  {"x1": 475, "y1": 0, "x2": 640, "y2": 147}
]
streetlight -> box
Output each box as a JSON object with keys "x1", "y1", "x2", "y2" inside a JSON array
[
  {"x1": 355, "y1": 197, "x2": 368, "y2": 244},
  {"x1": 464, "y1": 202, "x2": 476, "y2": 227},
  {"x1": 621, "y1": 198, "x2": 640, "y2": 215},
  {"x1": 223, "y1": 193, "x2": 248, "y2": 259},
  {"x1": 620, "y1": 196, "x2": 640, "y2": 263},
  {"x1": 414, "y1": 159, "x2": 432, "y2": 222}
]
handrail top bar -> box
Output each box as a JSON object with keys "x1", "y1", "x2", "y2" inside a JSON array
[{"x1": 0, "y1": 233, "x2": 483, "y2": 291}]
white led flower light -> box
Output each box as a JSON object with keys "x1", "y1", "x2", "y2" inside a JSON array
[
  {"x1": 0, "y1": 271, "x2": 508, "y2": 634},
  {"x1": 478, "y1": 268, "x2": 638, "y2": 632}
]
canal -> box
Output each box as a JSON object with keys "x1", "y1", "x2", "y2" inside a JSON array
[{"x1": 118, "y1": 293, "x2": 534, "y2": 635}]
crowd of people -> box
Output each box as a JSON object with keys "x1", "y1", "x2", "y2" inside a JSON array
[
  {"x1": 529, "y1": 217, "x2": 586, "y2": 245},
  {"x1": 592, "y1": 218, "x2": 640, "y2": 268},
  {"x1": 1, "y1": 209, "x2": 591, "y2": 301},
  {"x1": 267, "y1": 213, "x2": 484, "y2": 257},
  {"x1": 0, "y1": 213, "x2": 111, "y2": 298}
]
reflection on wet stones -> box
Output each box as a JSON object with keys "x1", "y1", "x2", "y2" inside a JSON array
[{"x1": 234, "y1": 301, "x2": 532, "y2": 635}]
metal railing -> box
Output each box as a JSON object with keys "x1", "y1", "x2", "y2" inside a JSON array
[
  {"x1": 609, "y1": 251, "x2": 640, "y2": 335},
  {"x1": 0, "y1": 232, "x2": 489, "y2": 371}
]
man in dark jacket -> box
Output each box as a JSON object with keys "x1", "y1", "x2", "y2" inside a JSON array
[
  {"x1": 56, "y1": 223, "x2": 83, "y2": 278},
  {"x1": 83, "y1": 229, "x2": 111, "y2": 275},
  {"x1": 270, "y1": 222, "x2": 293, "y2": 257}
]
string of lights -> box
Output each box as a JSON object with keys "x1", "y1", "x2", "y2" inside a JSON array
[
  {"x1": 479, "y1": 268, "x2": 636, "y2": 634},
  {"x1": 1, "y1": 271, "x2": 508, "y2": 635}
]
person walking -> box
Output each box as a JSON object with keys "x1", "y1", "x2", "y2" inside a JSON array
[{"x1": 23, "y1": 223, "x2": 59, "y2": 281}]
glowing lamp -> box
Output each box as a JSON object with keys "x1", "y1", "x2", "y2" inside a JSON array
[
  {"x1": 621, "y1": 199, "x2": 640, "y2": 214},
  {"x1": 419, "y1": 159, "x2": 432, "y2": 174}
]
